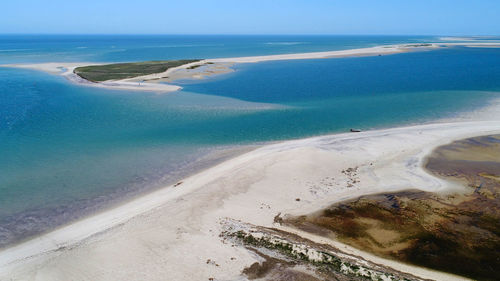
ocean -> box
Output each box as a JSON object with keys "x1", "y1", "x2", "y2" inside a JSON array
[{"x1": 1, "y1": 35, "x2": 500, "y2": 247}]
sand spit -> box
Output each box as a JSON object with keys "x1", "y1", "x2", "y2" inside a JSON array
[
  {"x1": 6, "y1": 41, "x2": 500, "y2": 94},
  {"x1": 208, "y1": 43, "x2": 439, "y2": 64},
  {"x1": 1, "y1": 43, "x2": 441, "y2": 94},
  {"x1": 3, "y1": 42, "x2": 499, "y2": 94},
  {"x1": 1, "y1": 119, "x2": 499, "y2": 280},
  {"x1": 3, "y1": 62, "x2": 182, "y2": 93}
]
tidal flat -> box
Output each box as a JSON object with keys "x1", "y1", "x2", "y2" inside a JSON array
[{"x1": 287, "y1": 135, "x2": 500, "y2": 280}]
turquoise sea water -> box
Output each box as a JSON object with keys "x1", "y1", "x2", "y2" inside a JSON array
[{"x1": 1, "y1": 35, "x2": 500, "y2": 247}]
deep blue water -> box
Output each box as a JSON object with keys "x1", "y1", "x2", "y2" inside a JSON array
[
  {"x1": 1, "y1": 35, "x2": 500, "y2": 248},
  {"x1": 185, "y1": 47, "x2": 500, "y2": 103}
]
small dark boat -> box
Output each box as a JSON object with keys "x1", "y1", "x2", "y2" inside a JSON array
[{"x1": 350, "y1": 128, "x2": 361, "y2": 132}]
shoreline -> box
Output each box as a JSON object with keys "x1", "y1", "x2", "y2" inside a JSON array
[
  {"x1": 1, "y1": 117, "x2": 499, "y2": 279},
  {"x1": 0, "y1": 143, "x2": 260, "y2": 250},
  {"x1": 1, "y1": 43, "x2": 444, "y2": 94},
  {"x1": 2, "y1": 62, "x2": 183, "y2": 93},
  {"x1": 3, "y1": 41, "x2": 500, "y2": 94}
]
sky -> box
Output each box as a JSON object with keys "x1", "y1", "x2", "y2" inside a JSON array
[{"x1": 1, "y1": 0, "x2": 499, "y2": 35}]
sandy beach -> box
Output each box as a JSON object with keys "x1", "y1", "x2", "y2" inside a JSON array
[
  {"x1": 1, "y1": 102, "x2": 499, "y2": 280},
  {"x1": 4, "y1": 62, "x2": 183, "y2": 93}
]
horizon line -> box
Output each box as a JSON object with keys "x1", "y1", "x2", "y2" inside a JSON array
[{"x1": 1, "y1": 33, "x2": 498, "y2": 37}]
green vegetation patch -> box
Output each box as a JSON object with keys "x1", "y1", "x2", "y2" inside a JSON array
[{"x1": 74, "y1": 59, "x2": 200, "y2": 82}]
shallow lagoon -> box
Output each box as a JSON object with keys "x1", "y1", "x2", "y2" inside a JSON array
[{"x1": 1, "y1": 41, "x2": 500, "y2": 247}]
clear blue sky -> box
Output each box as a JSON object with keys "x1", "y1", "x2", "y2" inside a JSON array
[{"x1": 1, "y1": 0, "x2": 499, "y2": 35}]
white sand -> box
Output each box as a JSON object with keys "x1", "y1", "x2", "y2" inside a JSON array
[
  {"x1": 208, "y1": 44, "x2": 438, "y2": 63},
  {"x1": 5, "y1": 42, "x2": 499, "y2": 94},
  {"x1": 3, "y1": 42, "x2": 499, "y2": 95},
  {"x1": 1, "y1": 112, "x2": 499, "y2": 280},
  {"x1": 3, "y1": 63, "x2": 182, "y2": 93},
  {"x1": 2, "y1": 43, "x2": 440, "y2": 94}
]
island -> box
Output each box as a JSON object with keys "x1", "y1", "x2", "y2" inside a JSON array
[
  {"x1": 3, "y1": 43, "x2": 455, "y2": 94},
  {"x1": 73, "y1": 59, "x2": 201, "y2": 82}
]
